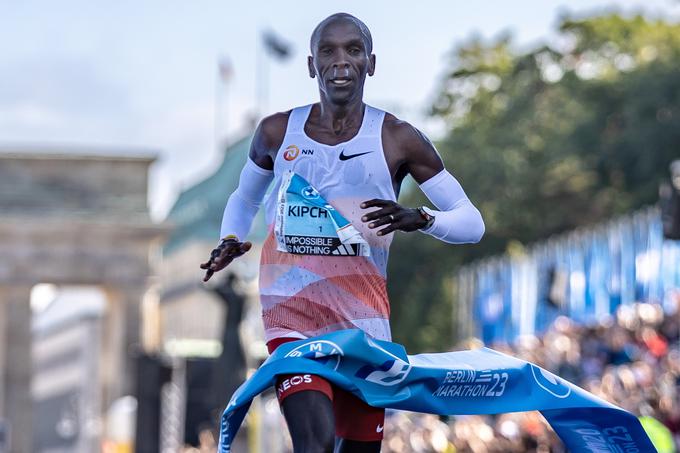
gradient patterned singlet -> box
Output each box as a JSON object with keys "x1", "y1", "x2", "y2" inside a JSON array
[{"x1": 259, "y1": 104, "x2": 395, "y2": 342}]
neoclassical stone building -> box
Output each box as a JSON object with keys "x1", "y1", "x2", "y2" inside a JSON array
[{"x1": 0, "y1": 150, "x2": 166, "y2": 453}]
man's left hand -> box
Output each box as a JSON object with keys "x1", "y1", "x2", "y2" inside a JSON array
[{"x1": 361, "y1": 199, "x2": 427, "y2": 236}]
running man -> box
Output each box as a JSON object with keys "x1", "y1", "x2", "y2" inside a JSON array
[{"x1": 201, "y1": 13, "x2": 484, "y2": 453}]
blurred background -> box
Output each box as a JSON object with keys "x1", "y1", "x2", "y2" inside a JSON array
[{"x1": 1, "y1": 1, "x2": 680, "y2": 452}]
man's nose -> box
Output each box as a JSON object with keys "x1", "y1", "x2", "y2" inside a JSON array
[
  {"x1": 332, "y1": 51, "x2": 351, "y2": 69},
  {"x1": 332, "y1": 58, "x2": 350, "y2": 75}
]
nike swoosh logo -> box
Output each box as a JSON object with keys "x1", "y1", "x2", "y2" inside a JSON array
[
  {"x1": 376, "y1": 424, "x2": 384, "y2": 433},
  {"x1": 339, "y1": 149, "x2": 372, "y2": 161}
]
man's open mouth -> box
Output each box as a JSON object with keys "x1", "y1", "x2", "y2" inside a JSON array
[{"x1": 330, "y1": 78, "x2": 352, "y2": 87}]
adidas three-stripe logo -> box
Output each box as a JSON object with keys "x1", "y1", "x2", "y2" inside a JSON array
[{"x1": 332, "y1": 244, "x2": 356, "y2": 256}]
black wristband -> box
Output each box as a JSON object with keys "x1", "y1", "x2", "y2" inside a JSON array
[
  {"x1": 417, "y1": 207, "x2": 435, "y2": 230},
  {"x1": 218, "y1": 235, "x2": 239, "y2": 247}
]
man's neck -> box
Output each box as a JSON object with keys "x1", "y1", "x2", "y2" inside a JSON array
[{"x1": 317, "y1": 98, "x2": 365, "y2": 136}]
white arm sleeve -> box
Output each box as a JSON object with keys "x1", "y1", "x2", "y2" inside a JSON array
[
  {"x1": 418, "y1": 169, "x2": 485, "y2": 244},
  {"x1": 219, "y1": 158, "x2": 274, "y2": 240}
]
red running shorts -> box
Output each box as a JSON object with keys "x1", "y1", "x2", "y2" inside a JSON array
[{"x1": 267, "y1": 337, "x2": 385, "y2": 441}]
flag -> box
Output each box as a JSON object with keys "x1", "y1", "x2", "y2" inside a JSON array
[
  {"x1": 218, "y1": 56, "x2": 233, "y2": 83},
  {"x1": 262, "y1": 30, "x2": 292, "y2": 60}
]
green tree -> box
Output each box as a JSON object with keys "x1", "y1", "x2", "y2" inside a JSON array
[{"x1": 388, "y1": 13, "x2": 680, "y2": 352}]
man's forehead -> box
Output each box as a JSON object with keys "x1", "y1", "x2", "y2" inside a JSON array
[
  {"x1": 316, "y1": 23, "x2": 364, "y2": 45},
  {"x1": 318, "y1": 17, "x2": 363, "y2": 33},
  {"x1": 310, "y1": 15, "x2": 372, "y2": 52}
]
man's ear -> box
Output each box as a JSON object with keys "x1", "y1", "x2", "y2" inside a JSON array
[
  {"x1": 307, "y1": 56, "x2": 316, "y2": 78},
  {"x1": 368, "y1": 54, "x2": 376, "y2": 77}
]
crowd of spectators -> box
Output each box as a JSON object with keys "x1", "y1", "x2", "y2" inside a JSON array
[
  {"x1": 382, "y1": 294, "x2": 680, "y2": 452},
  {"x1": 187, "y1": 294, "x2": 679, "y2": 452}
]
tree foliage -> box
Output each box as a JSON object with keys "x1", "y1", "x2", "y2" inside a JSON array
[{"x1": 388, "y1": 13, "x2": 680, "y2": 352}]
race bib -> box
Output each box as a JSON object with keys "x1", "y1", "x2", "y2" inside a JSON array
[{"x1": 275, "y1": 172, "x2": 370, "y2": 256}]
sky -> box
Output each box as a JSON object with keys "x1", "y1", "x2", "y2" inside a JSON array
[{"x1": 1, "y1": 0, "x2": 679, "y2": 220}]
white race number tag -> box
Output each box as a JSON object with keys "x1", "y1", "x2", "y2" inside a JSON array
[{"x1": 275, "y1": 172, "x2": 369, "y2": 256}]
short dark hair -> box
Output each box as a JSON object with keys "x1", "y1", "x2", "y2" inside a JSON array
[{"x1": 310, "y1": 13, "x2": 373, "y2": 54}]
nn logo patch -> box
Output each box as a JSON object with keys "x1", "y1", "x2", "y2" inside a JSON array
[
  {"x1": 283, "y1": 145, "x2": 300, "y2": 161},
  {"x1": 283, "y1": 145, "x2": 314, "y2": 161},
  {"x1": 355, "y1": 359, "x2": 411, "y2": 386}
]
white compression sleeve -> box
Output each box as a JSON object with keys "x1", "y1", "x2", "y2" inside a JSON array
[
  {"x1": 418, "y1": 169, "x2": 485, "y2": 244},
  {"x1": 219, "y1": 158, "x2": 274, "y2": 240}
]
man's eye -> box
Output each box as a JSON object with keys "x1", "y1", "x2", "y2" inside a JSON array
[
  {"x1": 348, "y1": 47, "x2": 360, "y2": 55},
  {"x1": 321, "y1": 48, "x2": 332, "y2": 55}
]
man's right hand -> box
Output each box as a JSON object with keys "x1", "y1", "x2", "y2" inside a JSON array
[{"x1": 200, "y1": 239, "x2": 252, "y2": 282}]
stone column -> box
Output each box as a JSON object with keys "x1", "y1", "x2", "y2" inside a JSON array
[
  {"x1": 0, "y1": 285, "x2": 33, "y2": 453},
  {"x1": 0, "y1": 291, "x2": 5, "y2": 425},
  {"x1": 100, "y1": 285, "x2": 147, "y2": 409}
]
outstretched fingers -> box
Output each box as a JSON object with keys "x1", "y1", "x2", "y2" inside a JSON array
[
  {"x1": 361, "y1": 199, "x2": 398, "y2": 223},
  {"x1": 362, "y1": 199, "x2": 409, "y2": 236},
  {"x1": 376, "y1": 211, "x2": 410, "y2": 236},
  {"x1": 239, "y1": 241, "x2": 253, "y2": 254},
  {"x1": 360, "y1": 198, "x2": 395, "y2": 210},
  {"x1": 200, "y1": 241, "x2": 253, "y2": 282}
]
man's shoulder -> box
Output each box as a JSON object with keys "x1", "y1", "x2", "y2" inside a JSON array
[
  {"x1": 381, "y1": 112, "x2": 430, "y2": 150},
  {"x1": 254, "y1": 110, "x2": 295, "y2": 152},
  {"x1": 259, "y1": 110, "x2": 292, "y2": 139}
]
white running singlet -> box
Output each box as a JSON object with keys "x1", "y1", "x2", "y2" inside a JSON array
[{"x1": 260, "y1": 104, "x2": 395, "y2": 342}]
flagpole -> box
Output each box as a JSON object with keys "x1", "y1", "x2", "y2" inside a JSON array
[
  {"x1": 263, "y1": 49, "x2": 269, "y2": 117},
  {"x1": 216, "y1": 56, "x2": 233, "y2": 153},
  {"x1": 256, "y1": 30, "x2": 269, "y2": 120},
  {"x1": 214, "y1": 61, "x2": 222, "y2": 153},
  {"x1": 224, "y1": 80, "x2": 229, "y2": 150},
  {"x1": 257, "y1": 29, "x2": 292, "y2": 121}
]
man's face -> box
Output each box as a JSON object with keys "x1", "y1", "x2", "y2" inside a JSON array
[{"x1": 308, "y1": 20, "x2": 375, "y2": 105}]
